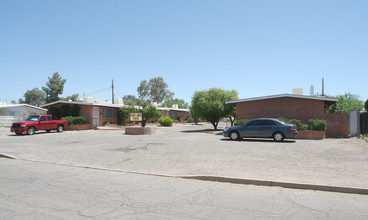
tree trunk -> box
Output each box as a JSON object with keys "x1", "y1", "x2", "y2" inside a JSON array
[
  {"x1": 141, "y1": 119, "x2": 147, "y2": 127},
  {"x1": 230, "y1": 117, "x2": 235, "y2": 127},
  {"x1": 210, "y1": 121, "x2": 218, "y2": 130}
]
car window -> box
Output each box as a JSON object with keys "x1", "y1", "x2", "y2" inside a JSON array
[
  {"x1": 40, "y1": 116, "x2": 47, "y2": 122},
  {"x1": 47, "y1": 116, "x2": 51, "y2": 121},
  {"x1": 247, "y1": 120, "x2": 261, "y2": 126},
  {"x1": 26, "y1": 115, "x2": 39, "y2": 121},
  {"x1": 262, "y1": 120, "x2": 277, "y2": 126}
]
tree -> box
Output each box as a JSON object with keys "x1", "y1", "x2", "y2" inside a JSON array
[
  {"x1": 42, "y1": 72, "x2": 67, "y2": 103},
  {"x1": 137, "y1": 77, "x2": 174, "y2": 104},
  {"x1": 163, "y1": 98, "x2": 188, "y2": 109},
  {"x1": 191, "y1": 88, "x2": 238, "y2": 130},
  {"x1": 123, "y1": 95, "x2": 138, "y2": 106},
  {"x1": 327, "y1": 92, "x2": 364, "y2": 113},
  {"x1": 60, "y1": 94, "x2": 79, "y2": 101},
  {"x1": 19, "y1": 88, "x2": 46, "y2": 106},
  {"x1": 117, "y1": 105, "x2": 135, "y2": 125},
  {"x1": 365, "y1": 99, "x2": 368, "y2": 111},
  {"x1": 139, "y1": 102, "x2": 162, "y2": 127}
]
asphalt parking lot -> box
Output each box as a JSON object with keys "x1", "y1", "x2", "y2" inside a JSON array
[{"x1": 1, "y1": 123, "x2": 368, "y2": 191}]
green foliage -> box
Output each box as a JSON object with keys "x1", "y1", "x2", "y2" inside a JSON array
[
  {"x1": 163, "y1": 98, "x2": 188, "y2": 109},
  {"x1": 327, "y1": 92, "x2": 364, "y2": 113},
  {"x1": 286, "y1": 119, "x2": 309, "y2": 130},
  {"x1": 140, "y1": 102, "x2": 162, "y2": 127},
  {"x1": 234, "y1": 119, "x2": 251, "y2": 126},
  {"x1": 278, "y1": 117, "x2": 323, "y2": 130},
  {"x1": 42, "y1": 72, "x2": 67, "y2": 103},
  {"x1": 123, "y1": 95, "x2": 139, "y2": 106},
  {"x1": 308, "y1": 119, "x2": 327, "y2": 131},
  {"x1": 48, "y1": 105, "x2": 80, "y2": 119},
  {"x1": 158, "y1": 116, "x2": 173, "y2": 126},
  {"x1": 137, "y1": 77, "x2": 174, "y2": 103},
  {"x1": 19, "y1": 88, "x2": 46, "y2": 106},
  {"x1": 60, "y1": 94, "x2": 79, "y2": 101},
  {"x1": 61, "y1": 116, "x2": 86, "y2": 125},
  {"x1": 104, "y1": 121, "x2": 116, "y2": 125},
  {"x1": 117, "y1": 106, "x2": 134, "y2": 125},
  {"x1": 191, "y1": 88, "x2": 238, "y2": 129}
]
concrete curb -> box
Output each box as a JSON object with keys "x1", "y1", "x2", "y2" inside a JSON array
[
  {"x1": 0, "y1": 153, "x2": 16, "y2": 159},
  {"x1": 181, "y1": 176, "x2": 368, "y2": 195}
]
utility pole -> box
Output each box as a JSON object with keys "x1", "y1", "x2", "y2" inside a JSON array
[
  {"x1": 112, "y1": 79, "x2": 115, "y2": 104},
  {"x1": 322, "y1": 77, "x2": 324, "y2": 96}
]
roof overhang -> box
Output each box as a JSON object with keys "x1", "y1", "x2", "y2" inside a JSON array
[
  {"x1": 0, "y1": 104, "x2": 47, "y2": 111},
  {"x1": 226, "y1": 94, "x2": 338, "y2": 105}
]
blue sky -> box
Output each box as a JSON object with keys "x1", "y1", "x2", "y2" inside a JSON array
[{"x1": 1, "y1": 0, "x2": 367, "y2": 104}]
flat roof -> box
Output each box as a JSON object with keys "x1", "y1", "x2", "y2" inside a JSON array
[
  {"x1": 41, "y1": 101, "x2": 189, "y2": 112},
  {"x1": 0, "y1": 104, "x2": 47, "y2": 111},
  {"x1": 226, "y1": 94, "x2": 338, "y2": 105}
]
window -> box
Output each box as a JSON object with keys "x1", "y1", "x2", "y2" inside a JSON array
[
  {"x1": 102, "y1": 107, "x2": 116, "y2": 118},
  {"x1": 247, "y1": 120, "x2": 261, "y2": 126},
  {"x1": 47, "y1": 116, "x2": 52, "y2": 121},
  {"x1": 40, "y1": 116, "x2": 47, "y2": 122},
  {"x1": 262, "y1": 120, "x2": 276, "y2": 126}
]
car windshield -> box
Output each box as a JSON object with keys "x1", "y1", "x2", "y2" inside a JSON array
[{"x1": 25, "y1": 115, "x2": 40, "y2": 121}]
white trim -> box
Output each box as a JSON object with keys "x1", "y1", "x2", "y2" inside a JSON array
[{"x1": 225, "y1": 94, "x2": 338, "y2": 104}]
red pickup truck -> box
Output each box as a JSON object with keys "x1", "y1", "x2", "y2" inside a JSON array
[{"x1": 11, "y1": 115, "x2": 68, "y2": 135}]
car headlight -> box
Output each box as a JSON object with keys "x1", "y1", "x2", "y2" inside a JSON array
[
  {"x1": 21, "y1": 124, "x2": 26, "y2": 127},
  {"x1": 223, "y1": 128, "x2": 229, "y2": 132}
]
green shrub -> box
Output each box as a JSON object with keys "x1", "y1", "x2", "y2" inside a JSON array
[
  {"x1": 234, "y1": 119, "x2": 250, "y2": 126},
  {"x1": 287, "y1": 119, "x2": 308, "y2": 130},
  {"x1": 308, "y1": 119, "x2": 327, "y2": 131},
  {"x1": 62, "y1": 116, "x2": 86, "y2": 125},
  {"x1": 158, "y1": 117, "x2": 173, "y2": 126}
]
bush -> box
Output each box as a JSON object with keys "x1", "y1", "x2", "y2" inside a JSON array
[
  {"x1": 158, "y1": 117, "x2": 173, "y2": 126},
  {"x1": 287, "y1": 119, "x2": 308, "y2": 130},
  {"x1": 234, "y1": 119, "x2": 250, "y2": 126},
  {"x1": 308, "y1": 119, "x2": 327, "y2": 131},
  {"x1": 62, "y1": 116, "x2": 86, "y2": 125}
]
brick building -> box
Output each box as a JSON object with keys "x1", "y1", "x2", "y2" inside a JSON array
[
  {"x1": 41, "y1": 100, "x2": 189, "y2": 127},
  {"x1": 226, "y1": 94, "x2": 348, "y2": 138}
]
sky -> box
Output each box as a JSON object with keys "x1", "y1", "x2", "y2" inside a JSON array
[{"x1": 1, "y1": 0, "x2": 367, "y2": 105}]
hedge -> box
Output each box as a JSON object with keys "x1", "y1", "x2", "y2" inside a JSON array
[
  {"x1": 61, "y1": 116, "x2": 86, "y2": 125},
  {"x1": 234, "y1": 119, "x2": 251, "y2": 126}
]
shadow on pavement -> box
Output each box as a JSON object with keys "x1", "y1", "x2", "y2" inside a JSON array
[{"x1": 220, "y1": 138, "x2": 296, "y2": 143}]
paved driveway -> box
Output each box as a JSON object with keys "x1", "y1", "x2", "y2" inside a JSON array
[{"x1": 1, "y1": 124, "x2": 368, "y2": 190}]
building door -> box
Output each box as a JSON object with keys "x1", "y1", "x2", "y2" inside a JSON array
[{"x1": 93, "y1": 107, "x2": 99, "y2": 127}]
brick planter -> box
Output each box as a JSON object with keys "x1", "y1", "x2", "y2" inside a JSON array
[
  {"x1": 296, "y1": 130, "x2": 326, "y2": 139},
  {"x1": 125, "y1": 127, "x2": 156, "y2": 135},
  {"x1": 65, "y1": 124, "x2": 91, "y2": 131}
]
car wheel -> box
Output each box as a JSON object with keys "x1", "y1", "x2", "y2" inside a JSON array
[
  {"x1": 46, "y1": 130, "x2": 51, "y2": 133},
  {"x1": 57, "y1": 125, "x2": 64, "y2": 133},
  {"x1": 273, "y1": 132, "x2": 284, "y2": 142},
  {"x1": 27, "y1": 127, "x2": 35, "y2": 135},
  {"x1": 229, "y1": 131, "x2": 240, "y2": 140}
]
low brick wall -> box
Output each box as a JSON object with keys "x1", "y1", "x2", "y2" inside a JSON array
[
  {"x1": 125, "y1": 127, "x2": 156, "y2": 135},
  {"x1": 65, "y1": 124, "x2": 91, "y2": 131},
  {"x1": 296, "y1": 130, "x2": 326, "y2": 139}
]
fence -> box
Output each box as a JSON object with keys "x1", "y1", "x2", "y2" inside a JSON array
[{"x1": 361, "y1": 112, "x2": 368, "y2": 134}]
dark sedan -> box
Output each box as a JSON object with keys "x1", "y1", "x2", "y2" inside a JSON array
[{"x1": 223, "y1": 118, "x2": 298, "y2": 142}]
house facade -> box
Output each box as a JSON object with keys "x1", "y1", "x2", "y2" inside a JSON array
[
  {"x1": 226, "y1": 94, "x2": 348, "y2": 138},
  {"x1": 0, "y1": 104, "x2": 47, "y2": 126},
  {"x1": 41, "y1": 100, "x2": 190, "y2": 127}
]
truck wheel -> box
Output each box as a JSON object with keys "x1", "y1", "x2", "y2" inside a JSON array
[
  {"x1": 46, "y1": 130, "x2": 51, "y2": 133},
  {"x1": 27, "y1": 127, "x2": 36, "y2": 135},
  {"x1": 57, "y1": 125, "x2": 64, "y2": 133}
]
